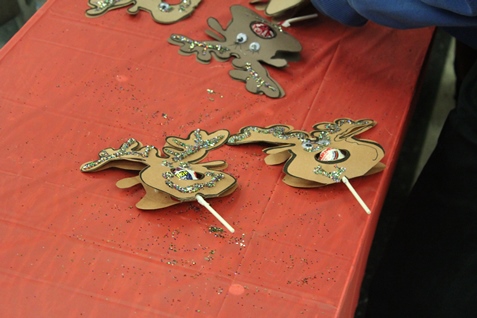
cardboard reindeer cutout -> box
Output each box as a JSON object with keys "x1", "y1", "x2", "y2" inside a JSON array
[
  {"x1": 227, "y1": 119, "x2": 385, "y2": 188},
  {"x1": 81, "y1": 129, "x2": 237, "y2": 210},
  {"x1": 86, "y1": 0, "x2": 201, "y2": 24},
  {"x1": 85, "y1": 0, "x2": 133, "y2": 17},
  {"x1": 250, "y1": 0, "x2": 311, "y2": 19},
  {"x1": 168, "y1": 5, "x2": 302, "y2": 98}
]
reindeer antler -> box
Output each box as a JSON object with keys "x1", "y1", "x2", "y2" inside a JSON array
[
  {"x1": 80, "y1": 138, "x2": 155, "y2": 172},
  {"x1": 163, "y1": 129, "x2": 229, "y2": 162},
  {"x1": 85, "y1": 0, "x2": 133, "y2": 18},
  {"x1": 229, "y1": 60, "x2": 285, "y2": 98},
  {"x1": 313, "y1": 119, "x2": 376, "y2": 138},
  {"x1": 168, "y1": 34, "x2": 232, "y2": 63}
]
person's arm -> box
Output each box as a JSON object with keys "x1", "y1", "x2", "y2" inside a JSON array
[
  {"x1": 309, "y1": 0, "x2": 368, "y2": 26},
  {"x1": 311, "y1": 0, "x2": 477, "y2": 48},
  {"x1": 420, "y1": 0, "x2": 477, "y2": 16}
]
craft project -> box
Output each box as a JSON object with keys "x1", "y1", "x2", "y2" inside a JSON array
[
  {"x1": 227, "y1": 119, "x2": 386, "y2": 213},
  {"x1": 168, "y1": 5, "x2": 302, "y2": 98},
  {"x1": 85, "y1": 0, "x2": 201, "y2": 24},
  {"x1": 250, "y1": 0, "x2": 311, "y2": 20},
  {"x1": 81, "y1": 129, "x2": 237, "y2": 232}
]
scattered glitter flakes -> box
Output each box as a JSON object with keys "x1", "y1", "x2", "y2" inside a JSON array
[
  {"x1": 167, "y1": 259, "x2": 178, "y2": 266},
  {"x1": 204, "y1": 250, "x2": 216, "y2": 262},
  {"x1": 293, "y1": 275, "x2": 318, "y2": 286},
  {"x1": 206, "y1": 88, "x2": 223, "y2": 101},
  {"x1": 169, "y1": 243, "x2": 177, "y2": 252},
  {"x1": 228, "y1": 233, "x2": 246, "y2": 249},
  {"x1": 209, "y1": 226, "x2": 225, "y2": 237}
]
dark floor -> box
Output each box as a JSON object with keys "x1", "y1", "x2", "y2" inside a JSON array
[
  {"x1": 1, "y1": 4, "x2": 455, "y2": 317},
  {"x1": 354, "y1": 29, "x2": 454, "y2": 317}
]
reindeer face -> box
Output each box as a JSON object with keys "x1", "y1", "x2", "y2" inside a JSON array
[
  {"x1": 169, "y1": 5, "x2": 302, "y2": 98},
  {"x1": 228, "y1": 119, "x2": 385, "y2": 186},
  {"x1": 80, "y1": 129, "x2": 236, "y2": 209},
  {"x1": 139, "y1": 160, "x2": 237, "y2": 201},
  {"x1": 215, "y1": 5, "x2": 302, "y2": 63}
]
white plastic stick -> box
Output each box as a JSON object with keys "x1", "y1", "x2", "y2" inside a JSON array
[
  {"x1": 342, "y1": 176, "x2": 371, "y2": 214},
  {"x1": 281, "y1": 13, "x2": 318, "y2": 27},
  {"x1": 196, "y1": 195, "x2": 235, "y2": 233}
]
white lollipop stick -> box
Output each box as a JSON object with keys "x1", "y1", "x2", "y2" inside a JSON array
[
  {"x1": 281, "y1": 14, "x2": 318, "y2": 27},
  {"x1": 196, "y1": 195, "x2": 235, "y2": 233},
  {"x1": 342, "y1": 176, "x2": 371, "y2": 214}
]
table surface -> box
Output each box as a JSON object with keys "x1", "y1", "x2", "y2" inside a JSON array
[{"x1": 0, "y1": 1, "x2": 433, "y2": 317}]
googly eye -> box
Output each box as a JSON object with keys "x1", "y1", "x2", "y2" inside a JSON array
[
  {"x1": 301, "y1": 141, "x2": 313, "y2": 150},
  {"x1": 158, "y1": 2, "x2": 171, "y2": 11},
  {"x1": 249, "y1": 42, "x2": 260, "y2": 52},
  {"x1": 235, "y1": 33, "x2": 248, "y2": 44}
]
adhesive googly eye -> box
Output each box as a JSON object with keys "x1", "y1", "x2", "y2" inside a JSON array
[
  {"x1": 235, "y1": 33, "x2": 248, "y2": 44},
  {"x1": 249, "y1": 42, "x2": 260, "y2": 52},
  {"x1": 301, "y1": 140, "x2": 313, "y2": 150},
  {"x1": 158, "y1": 2, "x2": 171, "y2": 11}
]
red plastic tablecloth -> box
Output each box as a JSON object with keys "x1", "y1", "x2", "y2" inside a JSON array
[{"x1": 0, "y1": 1, "x2": 433, "y2": 317}]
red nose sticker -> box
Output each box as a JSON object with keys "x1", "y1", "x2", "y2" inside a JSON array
[{"x1": 250, "y1": 22, "x2": 276, "y2": 39}]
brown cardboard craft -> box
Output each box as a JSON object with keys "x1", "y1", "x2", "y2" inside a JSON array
[
  {"x1": 227, "y1": 118, "x2": 386, "y2": 187},
  {"x1": 168, "y1": 5, "x2": 302, "y2": 98},
  {"x1": 127, "y1": 0, "x2": 202, "y2": 24},
  {"x1": 80, "y1": 129, "x2": 237, "y2": 210},
  {"x1": 86, "y1": 0, "x2": 201, "y2": 24},
  {"x1": 250, "y1": 0, "x2": 311, "y2": 18},
  {"x1": 85, "y1": 0, "x2": 134, "y2": 17}
]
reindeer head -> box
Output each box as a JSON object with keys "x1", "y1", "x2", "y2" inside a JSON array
[
  {"x1": 169, "y1": 5, "x2": 302, "y2": 98},
  {"x1": 227, "y1": 119, "x2": 385, "y2": 187},
  {"x1": 86, "y1": 0, "x2": 201, "y2": 24},
  {"x1": 81, "y1": 129, "x2": 237, "y2": 209},
  {"x1": 127, "y1": 0, "x2": 202, "y2": 24}
]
